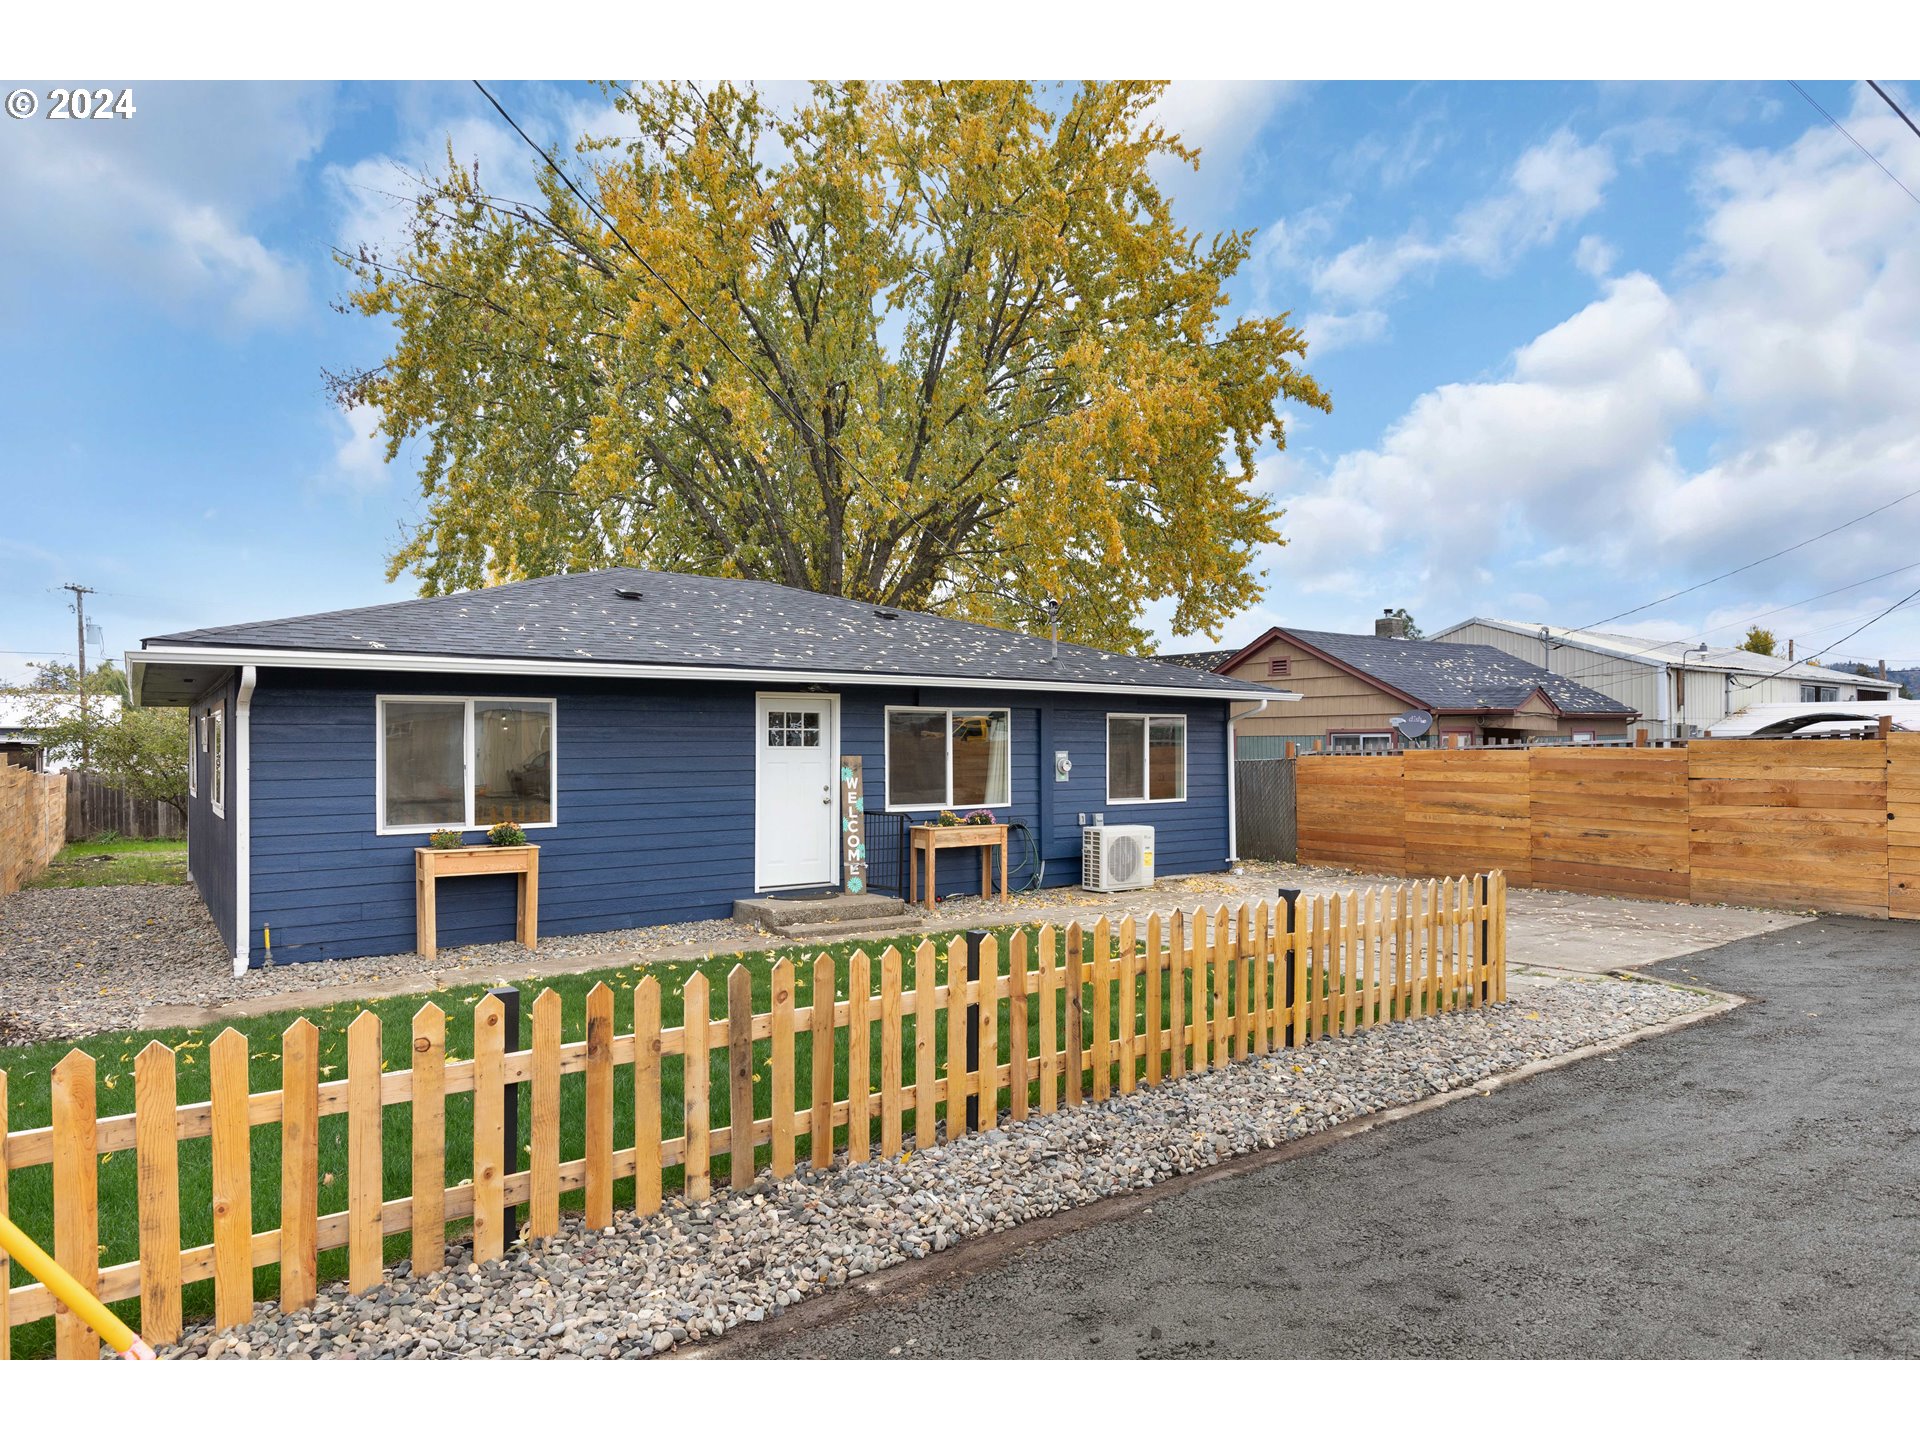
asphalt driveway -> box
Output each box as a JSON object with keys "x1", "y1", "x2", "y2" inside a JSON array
[{"x1": 718, "y1": 917, "x2": 1920, "y2": 1359}]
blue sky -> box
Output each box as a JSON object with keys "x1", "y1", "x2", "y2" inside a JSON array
[{"x1": 3, "y1": 78, "x2": 1918, "y2": 682}]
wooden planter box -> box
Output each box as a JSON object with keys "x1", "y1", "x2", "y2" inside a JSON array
[
  {"x1": 909, "y1": 823, "x2": 1008, "y2": 912},
  {"x1": 414, "y1": 843, "x2": 539, "y2": 961}
]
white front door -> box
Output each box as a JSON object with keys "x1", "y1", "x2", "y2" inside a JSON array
[{"x1": 755, "y1": 693, "x2": 839, "y2": 890}]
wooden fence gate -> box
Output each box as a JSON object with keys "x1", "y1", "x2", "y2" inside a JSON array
[{"x1": 1892, "y1": 735, "x2": 1920, "y2": 921}]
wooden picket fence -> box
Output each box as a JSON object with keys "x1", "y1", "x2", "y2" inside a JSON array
[{"x1": 2, "y1": 873, "x2": 1506, "y2": 1359}]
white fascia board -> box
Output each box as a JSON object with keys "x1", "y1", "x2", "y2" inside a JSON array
[{"x1": 130, "y1": 644, "x2": 1297, "y2": 706}]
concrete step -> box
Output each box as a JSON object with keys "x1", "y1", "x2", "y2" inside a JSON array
[{"x1": 732, "y1": 892, "x2": 908, "y2": 932}]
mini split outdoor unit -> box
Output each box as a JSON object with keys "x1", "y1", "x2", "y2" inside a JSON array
[{"x1": 1082, "y1": 824, "x2": 1154, "y2": 892}]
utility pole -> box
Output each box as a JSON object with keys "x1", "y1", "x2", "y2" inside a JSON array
[{"x1": 62, "y1": 583, "x2": 95, "y2": 766}]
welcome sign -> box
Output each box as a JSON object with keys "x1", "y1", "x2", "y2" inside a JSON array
[{"x1": 840, "y1": 755, "x2": 867, "y2": 894}]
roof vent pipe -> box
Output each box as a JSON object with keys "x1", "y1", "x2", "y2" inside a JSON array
[{"x1": 1041, "y1": 597, "x2": 1061, "y2": 661}]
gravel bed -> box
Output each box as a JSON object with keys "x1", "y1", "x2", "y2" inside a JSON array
[
  {"x1": 0, "y1": 862, "x2": 1312, "y2": 1045},
  {"x1": 0, "y1": 884, "x2": 777, "y2": 1044},
  {"x1": 162, "y1": 974, "x2": 1719, "y2": 1360}
]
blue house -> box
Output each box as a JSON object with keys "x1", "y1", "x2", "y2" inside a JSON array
[{"x1": 129, "y1": 570, "x2": 1290, "y2": 972}]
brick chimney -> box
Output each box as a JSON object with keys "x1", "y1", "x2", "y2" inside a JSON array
[{"x1": 1375, "y1": 608, "x2": 1410, "y2": 640}]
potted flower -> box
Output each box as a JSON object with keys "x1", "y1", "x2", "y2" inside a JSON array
[
  {"x1": 487, "y1": 821, "x2": 528, "y2": 847},
  {"x1": 429, "y1": 828, "x2": 466, "y2": 850},
  {"x1": 960, "y1": 809, "x2": 997, "y2": 826}
]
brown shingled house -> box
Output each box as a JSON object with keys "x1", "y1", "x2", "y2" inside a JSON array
[{"x1": 1168, "y1": 613, "x2": 1638, "y2": 753}]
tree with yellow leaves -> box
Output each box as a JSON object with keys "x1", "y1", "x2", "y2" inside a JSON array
[{"x1": 335, "y1": 81, "x2": 1328, "y2": 651}]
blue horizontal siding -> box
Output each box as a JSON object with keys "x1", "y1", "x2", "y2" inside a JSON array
[
  {"x1": 242, "y1": 668, "x2": 1232, "y2": 966},
  {"x1": 185, "y1": 675, "x2": 238, "y2": 955}
]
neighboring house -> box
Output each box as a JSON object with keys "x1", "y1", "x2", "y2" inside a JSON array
[
  {"x1": 0, "y1": 696, "x2": 42, "y2": 770},
  {"x1": 128, "y1": 569, "x2": 1290, "y2": 971},
  {"x1": 1432, "y1": 618, "x2": 1897, "y2": 739},
  {"x1": 0, "y1": 693, "x2": 122, "y2": 771},
  {"x1": 1184, "y1": 615, "x2": 1637, "y2": 752}
]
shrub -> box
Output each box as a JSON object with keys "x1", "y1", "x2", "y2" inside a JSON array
[{"x1": 486, "y1": 821, "x2": 528, "y2": 847}]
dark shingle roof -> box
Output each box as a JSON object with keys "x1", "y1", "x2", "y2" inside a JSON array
[
  {"x1": 1287, "y1": 629, "x2": 1634, "y2": 714},
  {"x1": 1157, "y1": 650, "x2": 1234, "y2": 672},
  {"x1": 144, "y1": 568, "x2": 1273, "y2": 697}
]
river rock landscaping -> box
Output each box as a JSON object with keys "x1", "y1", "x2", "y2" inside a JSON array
[{"x1": 160, "y1": 972, "x2": 1721, "y2": 1361}]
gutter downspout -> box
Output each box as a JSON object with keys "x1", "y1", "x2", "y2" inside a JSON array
[
  {"x1": 232, "y1": 665, "x2": 257, "y2": 978},
  {"x1": 1226, "y1": 696, "x2": 1271, "y2": 863}
]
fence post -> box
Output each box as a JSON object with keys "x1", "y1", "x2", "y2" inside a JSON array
[
  {"x1": 1277, "y1": 888, "x2": 1300, "y2": 1046},
  {"x1": 1478, "y1": 875, "x2": 1491, "y2": 1003},
  {"x1": 964, "y1": 928, "x2": 986, "y2": 1130},
  {"x1": 488, "y1": 984, "x2": 522, "y2": 1239}
]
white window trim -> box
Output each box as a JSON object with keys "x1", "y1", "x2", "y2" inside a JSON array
[
  {"x1": 210, "y1": 709, "x2": 226, "y2": 819},
  {"x1": 1105, "y1": 712, "x2": 1189, "y2": 806},
  {"x1": 882, "y1": 705, "x2": 1013, "y2": 813},
  {"x1": 375, "y1": 694, "x2": 559, "y2": 836},
  {"x1": 188, "y1": 715, "x2": 198, "y2": 799}
]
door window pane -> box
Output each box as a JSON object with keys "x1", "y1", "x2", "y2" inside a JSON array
[
  {"x1": 1148, "y1": 717, "x2": 1185, "y2": 799},
  {"x1": 475, "y1": 700, "x2": 553, "y2": 826},
  {"x1": 887, "y1": 709, "x2": 949, "y2": 807},
  {"x1": 384, "y1": 701, "x2": 466, "y2": 828},
  {"x1": 1107, "y1": 716, "x2": 1146, "y2": 801}
]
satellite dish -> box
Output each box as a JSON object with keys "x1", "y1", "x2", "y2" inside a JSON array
[{"x1": 1391, "y1": 709, "x2": 1433, "y2": 740}]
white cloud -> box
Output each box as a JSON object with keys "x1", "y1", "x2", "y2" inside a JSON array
[
  {"x1": 0, "y1": 82, "x2": 328, "y2": 328},
  {"x1": 319, "y1": 403, "x2": 392, "y2": 494},
  {"x1": 1574, "y1": 234, "x2": 1617, "y2": 278},
  {"x1": 1302, "y1": 309, "x2": 1389, "y2": 354},
  {"x1": 1257, "y1": 89, "x2": 1920, "y2": 661},
  {"x1": 1146, "y1": 81, "x2": 1302, "y2": 217},
  {"x1": 1311, "y1": 128, "x2": 1616, "y2": 307}
]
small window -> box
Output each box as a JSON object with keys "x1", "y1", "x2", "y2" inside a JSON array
[
  {"x1": 378, "y1": 696, "x2": 556, "y2": 834},
  {"x1": 188, "y1": 718, "x2": 197, "y2": 799},
  {"x1": 1800, "y1": 684, "x2": 1840, "y2": 702},
  {"x1": 1267, "y1": 656, "x2": 1291, "y2": 678},
  {"x1": 884, "y1": 707, "x2": 1011, "y2": 810},
  {"x1": 1107, "y1": 714, "x2": 1186, "y2": 803},
  {"x1": 767, "y1": 709, "x2": 822, "y2": 748},
  {"x1": 210, "y1": 709, "x2": 226, "y2": 818}
]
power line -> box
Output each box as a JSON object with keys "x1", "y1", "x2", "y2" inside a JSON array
[
  {"x1": 1735, "y1": 581, "x2": 1920, "y2": 687},
  {"x1": 1546, "y1": 574, "x2": 1920, "y2": 688},
  {"x1": 1573, "y1": 482, "x2": 1920, "y2": 635},
  {"x1": 1868, "y1": 80, "x2": 1920, "y2": 142},
  {"x1": 1787, "y1": 80, "x2": 1920, "y2": 207}
]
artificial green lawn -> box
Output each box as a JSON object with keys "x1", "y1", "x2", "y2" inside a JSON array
[
  {"x1": 2, "y1": 920, "x2": 1178, "y2": 1358},
  {"x1": 25, "y1": 837, "x2": 188, "y2": 889}
]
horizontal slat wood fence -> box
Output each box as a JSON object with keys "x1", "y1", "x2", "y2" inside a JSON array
[
  {"x1": 1301, "y1": 739, "x2": 1906, "y2": 918},
  {"x1": 2, "y1": 875, "x2": 1507, "y2": 1358}
]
